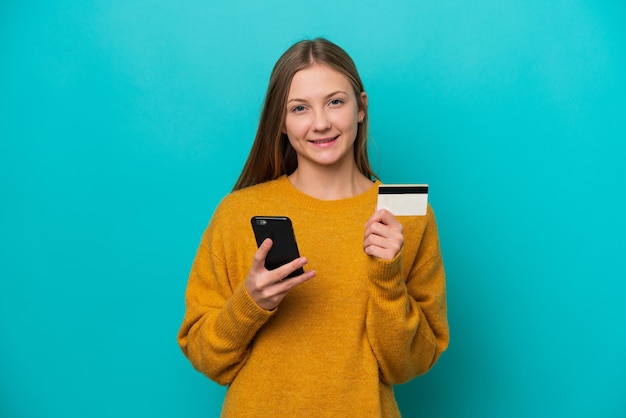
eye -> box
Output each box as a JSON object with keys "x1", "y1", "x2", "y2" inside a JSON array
[
  {"x1": 329, "y1": 98, "x2": 345, "y2": 106},
  {"x1": 291, "y1": 105, "x2": 306, "y2": 113}
]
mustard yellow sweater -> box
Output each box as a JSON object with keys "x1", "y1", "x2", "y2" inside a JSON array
[{"x1": 178, "y1": 175, "x2": 449, "y2": 417}]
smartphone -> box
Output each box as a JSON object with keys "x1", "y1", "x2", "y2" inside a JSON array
[{"x1": 251, "y1": 216, "x2": 304, "y2": 279}]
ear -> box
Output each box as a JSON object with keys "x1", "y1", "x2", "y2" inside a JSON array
[
  {"x1": 281, "y1": 117, "x2": 288, "y2": 134},
  {"x1": 358, "y1": 91, "x2": 368, "y2": 120}
]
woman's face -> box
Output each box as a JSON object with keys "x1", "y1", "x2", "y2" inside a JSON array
[{"x1": 283, "y1": 64, "x2": 366, "y2": 172}]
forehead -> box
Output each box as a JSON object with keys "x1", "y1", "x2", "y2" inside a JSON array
[{"x1": 288, "y1": 65, "x2": 354, "y2": 98}]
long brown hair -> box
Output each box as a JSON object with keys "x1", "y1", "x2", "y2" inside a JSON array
[{"x1": 232, "y1": 38, "x2": 376, "y2": 191}]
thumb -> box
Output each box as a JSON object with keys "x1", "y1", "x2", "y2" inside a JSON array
[{"x1": 252, "y1": 238, "x2": 273, "y2": 269}]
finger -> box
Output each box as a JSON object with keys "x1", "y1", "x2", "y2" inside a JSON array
[
  {"x1": 251, "y1": 238, "x2": 273, "y2": 270},
  {"x1": 251, "y1": 267, "x2": 316, "y2": 311},
  {"x1": 277, "y1": 268, "x2": 316, "y2": 289},
  {"x1": 364, "y1": 230, "x2": 402, "y2": 252},
  {"x1": 363, "y1": 228, "x2": 403, "y2": 260},
  {"x1": 363, "y1": 233, "x2": 386, "y2": 249},
  {"x1": 363, "y1": 233, "x2": 401, "y2": 253},
  {"x1": 364, "y1": 210, "x2": 382, "y2": 228},
  {"x1": 365, "y1": 222, "x2": 399, "y2": 243},
  {"x1": 376, "y1": 209, "x2": 402, "y2": 228},
  {"x1": 365, "y1": 221, "x2": 388, "y2": 238},
  {"x1": 365, "y1": 209, "x2": 401, "y2": 229},
  {"x1": 363, "y1": 244, "x2": 397, "y2": 260},
  {"x1": 272, "y1": 256, "x2": 310, "y2": 281},
  {"x1": 367, "y1": 211, "x2": 403, "y2": 236}
]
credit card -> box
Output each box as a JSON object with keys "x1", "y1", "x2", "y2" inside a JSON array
[{"x1": 377, "y1": 184, "x2": 429, "y2": 216}]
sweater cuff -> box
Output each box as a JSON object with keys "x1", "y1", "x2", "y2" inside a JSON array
[
  {"x1": 216, "y1": 282, "x2": 275, "y2": 344},
  {"x1": 367, "y1": 251, "x2": 404, "y2": 296}
]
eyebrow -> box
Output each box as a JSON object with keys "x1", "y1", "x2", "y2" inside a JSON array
[{"x1": 287, "y1": 90, "x2": 349, "y2": 104}]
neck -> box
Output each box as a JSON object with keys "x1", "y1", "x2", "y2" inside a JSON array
[{"x1": 288, "y1": 161, "x2": 373, "y2": 200}]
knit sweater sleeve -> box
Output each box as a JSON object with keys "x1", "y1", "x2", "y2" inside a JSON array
[
  {"x1": 365, "y1": 205, "x2": 449, "y2": 384},
  {"x1": 177, "y1": 203, "x2": 275, "y2": 385}
]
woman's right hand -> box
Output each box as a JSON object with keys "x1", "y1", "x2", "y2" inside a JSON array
[{"x1": 245, "y1": 238, "x2": 315, "y2": 311}]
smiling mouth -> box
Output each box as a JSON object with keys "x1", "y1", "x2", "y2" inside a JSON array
[{"x1": 309, "y1": 136, "x2": 338, "y2": 144}]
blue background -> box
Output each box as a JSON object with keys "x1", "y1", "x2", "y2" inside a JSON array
[{"x1": 1, "y1": 1, "x2": 625, "y2": 417}]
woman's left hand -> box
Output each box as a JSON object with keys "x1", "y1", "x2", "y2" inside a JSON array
[{"x1": 363, "y1": 209, "x2": 404, "y2": 260}]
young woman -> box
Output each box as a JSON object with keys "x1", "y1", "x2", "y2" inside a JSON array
[{"x1": 178, "y1": 38, "x2": 449, "y2": 417}]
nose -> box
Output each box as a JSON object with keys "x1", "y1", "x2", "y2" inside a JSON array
[{"x1": 312, "y1": 110, "x2": 331, "y2": 131}]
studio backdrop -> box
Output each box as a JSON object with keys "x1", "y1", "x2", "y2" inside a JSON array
[{"x1": 1, "y1": 1, "x2": 625, "y2": 417}]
